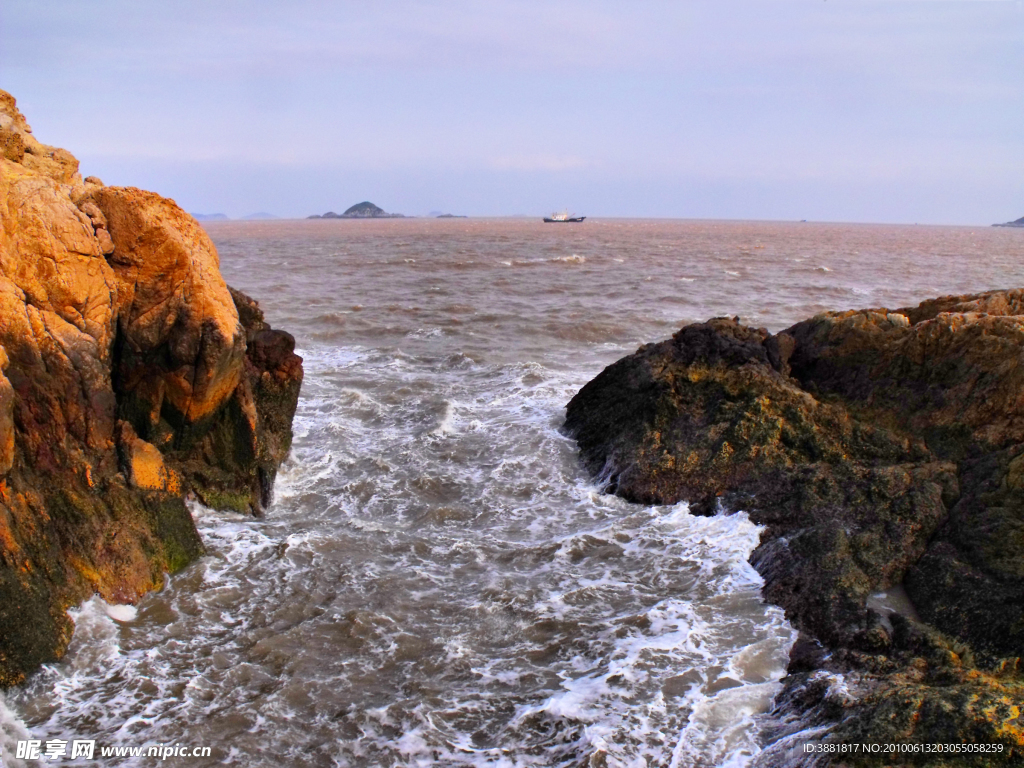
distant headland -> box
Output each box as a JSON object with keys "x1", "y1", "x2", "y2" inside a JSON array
[
  {"x1": 994, "y1": 216, "x2": 1024, "y2": 228},
  {"x1": 308, "y1": 201, "x2": 405, "y2": 219}
]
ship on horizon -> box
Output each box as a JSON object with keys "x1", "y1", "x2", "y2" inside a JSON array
[{"x1": 543, "y1": 210, "x2": 586, "y2": 223}]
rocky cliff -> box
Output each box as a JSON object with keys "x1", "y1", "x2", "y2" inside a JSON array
[
  {"x1": 0, "y1": 90, "x2": 302, "y2": 686},
  {"x1": 566, "y1": 292, "x2": 1024, "y2": 764}
]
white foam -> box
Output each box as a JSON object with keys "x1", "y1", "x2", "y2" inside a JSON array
[
  {"x1": 104, "y1": 604, "x2": 138, "y2": 623},
  {"x1": 3, "y1": 342, "x2": 798, "y2": 768},
  {"x1": 0, "y1": 693, "x2": 39, "y2": 768},
  {"x1": 432, "y1": 401, "x2": 458, "y2": 436}
]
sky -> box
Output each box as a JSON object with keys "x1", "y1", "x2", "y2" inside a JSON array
[{"x1": 1, "y1": 0, "x2": 1022, "y2": 223}]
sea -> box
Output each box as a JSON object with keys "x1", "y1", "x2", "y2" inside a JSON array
[{"x1": 2, "y1": 218, "x2": 1023, "y2": 767}]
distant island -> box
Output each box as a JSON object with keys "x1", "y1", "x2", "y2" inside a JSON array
[
  {"x1": 994, "y1": 216, "x2": 1024, "y2": 228},
  {"x1": 308, "y1": 201, "x2": 404, "y2": 219},
  {"x1": 435, "y1": 213, "x2": 468, "y2": 218},
  {"x1": 191, "y1": 213, "x2": 229, "y2": 221}
]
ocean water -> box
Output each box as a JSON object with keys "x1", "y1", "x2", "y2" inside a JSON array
[{"x1": 3, "y1": 218, "x2": 1024, "y2": 767}]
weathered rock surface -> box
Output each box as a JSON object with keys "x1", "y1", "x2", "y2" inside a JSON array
[
  {"x1": 565, "y1": 291, "x2": 1024, "y2": 762},
  {"x1": 0, "y1": 90, "x2": 303, "y2": 686}
]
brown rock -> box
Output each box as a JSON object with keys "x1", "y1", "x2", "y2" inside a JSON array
[
  {"x1": 76, "y1": 200, "x2": 107, "y2": 229},
  {"x1": 117, "y1": 421, "x2": 181, "y2": 493},
  {"x1": 0, "y1": 347, "x2": 14, "y2": 475},
  {"x1": 0, "y1": 128, "x2": 24, "y2": 164},
  {"x1": 75, "y1": 200, "x2": 114, "y2": 256},
  {"x1": 786, "y1": 306, "x2": 1024, "y2": 455},
  {"x1": 0, "y1": 88, "x2": 303, "y2": 687},
  {"x1": 21, "y1": 145, "x2": 80, "y2": 185},
  {"x1": 87, "y1": 185, "x2": 246, "y2": 430},
  {"x1": 0, "y1": 91, "x2": 80, "y2": 185}
]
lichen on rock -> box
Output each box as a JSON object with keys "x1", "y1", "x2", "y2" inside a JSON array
[
  {"x1": 0, "y1": 89, "x2": 303, "y2": 687},
  {"x1": 565, "y1": 291, "x2": 1024, "y2": 763}
]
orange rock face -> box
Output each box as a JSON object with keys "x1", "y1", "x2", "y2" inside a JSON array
[
  {"x1": 0, "y1": 90, "x2": 302, "y2": 686},
  {"x1": 89, "y1": 185, "x2": 246, "y2": 427}
]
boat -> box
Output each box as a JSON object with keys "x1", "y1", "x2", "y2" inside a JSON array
[{"x1": 543, "y1": 211, "x2": 586, "y2": 223}]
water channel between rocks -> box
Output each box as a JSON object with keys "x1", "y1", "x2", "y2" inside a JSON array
[{"x1": 5, "y1": 218, "x2": 1024, "y2": 767}]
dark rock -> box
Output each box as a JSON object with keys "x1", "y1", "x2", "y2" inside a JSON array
[
  {"x1": 163, "y1": 289, "x2": 303, "y2": 516},
  {"x1": 565, "y1": 316, "x2": 920, "y2": 514},
  {"x1": 566, "y1": 289, "x2": 1024, "y2": 756}
]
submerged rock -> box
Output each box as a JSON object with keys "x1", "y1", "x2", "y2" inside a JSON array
[
  {"x1": 565, "y1": 291, "x2": 1024, "y2": 761},
  {"x1": 0, "y1": 90, "x2": 303, "y2": 686}
]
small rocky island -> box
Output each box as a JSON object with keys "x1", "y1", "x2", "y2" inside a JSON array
[
  {"x1": 994, "y1": 216, "x2": 1024, "y2": 228},
  {"x1": 566, "y1": 292, "x2": 1024, "y2": 763},
  {"x1": 308, "y1": 201, "x2": 404, "y2": 219},
  {"x1": 0, "y1": 90, "x2": 303, "y2": 686}
]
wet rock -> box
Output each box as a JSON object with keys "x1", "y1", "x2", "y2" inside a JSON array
[
  {"x1": 0, "y1": 89, "x2": 303, "y2": 686},
  {"x1": 566, "y1": 290, "x2": 1024, "y2": 759}
]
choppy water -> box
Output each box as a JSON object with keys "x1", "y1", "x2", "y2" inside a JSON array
[{"x1": 4, "y1": 218, "x2": 1024, "y2": 767}]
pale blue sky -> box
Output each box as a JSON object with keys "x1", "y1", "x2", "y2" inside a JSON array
[{"x1": 2, "y1": 1, "x2": 1022, "y2": 222}]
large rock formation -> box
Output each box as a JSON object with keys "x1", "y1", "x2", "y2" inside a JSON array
[
  {"x1": 0, "y1": 91, "x2": 302, "y2": 686},
  {"x1": 566, "y1": 292, "x2": 1024, "y2": 762}
]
